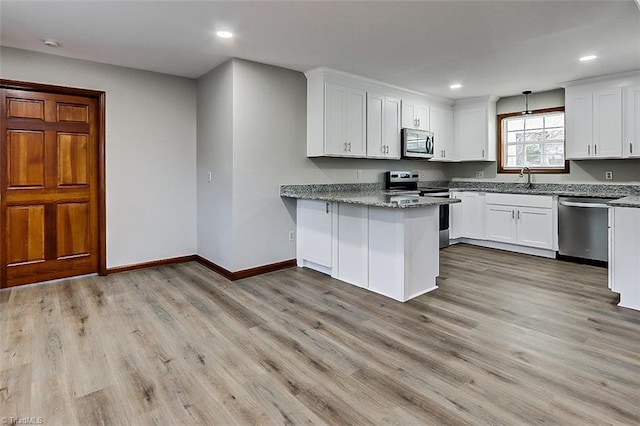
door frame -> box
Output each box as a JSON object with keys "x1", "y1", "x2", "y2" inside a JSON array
[{"x1": 0, "y1": 79, "x2": 107, "y2": 287}]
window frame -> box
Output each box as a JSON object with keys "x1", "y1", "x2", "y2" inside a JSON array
[{"x1": 497, "y1": 106, "x2": 569, "y2": 174}]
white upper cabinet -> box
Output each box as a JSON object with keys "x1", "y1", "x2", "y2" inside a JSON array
[
  {"x1": 564, "y1": 72, "x2": 640, "y2": 160},
  {"x1": 453, "y1": 96, "x2": 497, "y2": 162},
  {"x1": 305, "y1": 67, "x2": 453, "y2": 160},
  {"x1": 401, "y1": 98, "x2": 430, "y2": 131},
  {"x1": 624, "y1": 83, "x2": 640, "y2": 158},
  {"x1": 429, "y1": 106, "x2": 454, "y2": 161},
  {"x1": 367, "y1": 92, "x2": 401, "y2": 159},
  {"x1": 323, "y1": 83, "x2": 366, "y2": 157}
]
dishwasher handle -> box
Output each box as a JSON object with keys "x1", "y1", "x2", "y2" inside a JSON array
[{"x1": 559, "y1": 200, "x2": 610, "y2": 209}]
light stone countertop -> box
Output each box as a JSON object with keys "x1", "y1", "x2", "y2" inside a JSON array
[
  {"x1": 279, "y1": 188, "x2": 459, "y2": 209},
  {"x1": 607, "y1": 195, "x2": 640, "y2": 208}
]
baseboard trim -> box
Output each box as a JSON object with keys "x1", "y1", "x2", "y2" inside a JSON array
[
  {"x1": 107, "y1": 255, "x2": 197, "y2": 274},
  {"x1": 194, "y1": 256, "x2": 296, "y2": 281}
]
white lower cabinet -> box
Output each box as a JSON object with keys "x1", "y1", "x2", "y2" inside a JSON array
[
  {"x1": 608, "y1": 207, "x2": 640, "y2": 310},
  {"x1": 335, "y1": 203, "x2": 368, "y2": 287},
  {"x1": 484, "y1": 194, "x2": 554, "y2": 250},
  {"x1": 296, "y1": 199, "x2": 333, "y2": 273},
  {"x1": 296, "y1": 199, "x2": 441, "y2": 302},
  {"x1": 449, "y1": 191, "x2": 485, "y2": 240}
]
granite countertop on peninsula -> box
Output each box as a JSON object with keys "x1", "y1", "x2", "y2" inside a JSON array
[
  {"x1": 607, "y1": 195, "x2": 640, "y2": 208},
  {"x1": 280, "y1": 184, "x2": 459, "y2": 209}
]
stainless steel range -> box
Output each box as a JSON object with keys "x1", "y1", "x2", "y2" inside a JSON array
[{"x1": 384, "y1": 171, "x2": 450, "y2": 248}]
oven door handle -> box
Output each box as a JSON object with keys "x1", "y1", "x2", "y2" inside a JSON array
[{"x1": 559, "y1": 200, "x2": 610, "y2": 209}]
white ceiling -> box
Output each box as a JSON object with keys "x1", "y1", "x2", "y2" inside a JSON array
[{"x1": 1, "y1": 1, "x2": 639, "y2": 99}]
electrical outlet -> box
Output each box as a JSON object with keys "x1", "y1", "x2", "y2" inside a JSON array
[
  {"x1": 357, "y1": 170, "x2": 363, "y2": 180},
  {"x1": 475, "y1": 171, "x2": 484, "y2": 179},
  {"x1": 288, "y1": 231, "x2": 295, "y2": 241},
  {"x1": 605, "y1": 171, "x2": 613, "y2": 180},
  {"x1": 207, "y1": 171, "x2": 212, "y2": 182}
]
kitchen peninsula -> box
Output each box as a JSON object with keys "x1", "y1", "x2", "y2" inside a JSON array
[{"x1": 280, "y1": 184, "x2": 459, "y2": 302}]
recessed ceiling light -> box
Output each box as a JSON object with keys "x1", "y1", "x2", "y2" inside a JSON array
[
  {"x1": 450, "y1": 83, "x2": 462, "y2": 89},
  {"x1": 42, "y1": 39, "x2": 60, "y2": 47},
  {"x1": 215, "y1": 31, "x2": 234, "y2": 39},
  {"x1": 579, "y1": 55, "x2": 597, "y2": 62}
]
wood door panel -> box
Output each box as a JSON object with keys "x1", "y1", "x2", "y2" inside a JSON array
[
  {"x1": 6, "y1": 205, "x2": 45, "y2": 265},
  {"x1": 56, "y1": 202, "x2": 90, "y2": 259},
  {"x1": 57, "y1": 133, "x2": 88, "y2": 186},
  {"x1": 6, "y1": 97, "x2": 45, "y2": 120},
  {"x1": 7, "y1": 130, "x2": 46, "y2": 188},
  {"x1": 1, "y1": 83, "x2": 104, "y2": 288},
  {"x1": 57, "y1": 103, "x2": 89, "y2": 123}
]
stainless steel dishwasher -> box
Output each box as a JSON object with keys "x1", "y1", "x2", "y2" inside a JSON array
[{"x1": 558, "y1": 197, "x2": 611, "y2": 262}]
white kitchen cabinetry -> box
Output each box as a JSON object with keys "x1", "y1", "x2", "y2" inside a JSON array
[
  {"x1": 296, "y1": 199, "x2": 333, "y2": 274},
  {"x1": 324, "y1": 83, "x2": 367, "y2": 157},
  {"x1": 367, "y1": 92, "x2": 401, "y2": 159},
  {"x1": 484, "y1": 193, "x2": 554, "y2": 250},
  {"x1": 449, "y1": 191, "x2": 485, "y2": 240},
  {"x1": 453, "y1": 96, "x2": 497, "y2": 161},
  {"x1": 368, "y1": 206, "x2": 439, "y2": 301},
  {"x1": 608, "y1": 207, "x2": 640, "y2": 310},
  {"x1": 334, "y1": 203, "x2": 369, "y2": 287},
  {"x1": 429, "y1": 106, "x2": 454, "y2": 161},
  {"x1": 401, "y1": 98, "x2": 429, "y2": 131},
  {"x1": 565, "y1": 80, "x2": 635, "y2": 160},
  {"x1": 624, "y1": 84, "x2": 640, "y2": 158}
]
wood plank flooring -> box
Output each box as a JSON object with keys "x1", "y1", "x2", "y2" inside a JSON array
[{"x1": 2, "y1": 243, "x2": 640, "y2": 425}]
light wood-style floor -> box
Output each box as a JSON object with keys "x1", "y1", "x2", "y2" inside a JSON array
[{"x1": 2, "y1": 244, "x2": 640, "y2": 425}]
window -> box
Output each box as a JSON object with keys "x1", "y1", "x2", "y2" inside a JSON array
[{"x1": 498, "y1": 107, "x2": 569, "y2": 173}]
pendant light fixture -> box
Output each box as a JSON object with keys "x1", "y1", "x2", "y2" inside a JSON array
[{"x1": 522, "y1": 90, "x2": 533, "y2": 115}]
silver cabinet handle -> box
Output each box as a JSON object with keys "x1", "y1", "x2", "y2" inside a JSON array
[
  {"x1": 511, "y1": 210, "x2": 515, "y2": 219},
  {"x1": 517, "y1": 210, "x2": 520, "y2": 220},
  {"x1": 594, "y1": 144, "x2": 597, "y2": 155},
  {"x1": 326, "y1": 202, "x2": 330, "y2": 214},
  {"x1": 417, "y1": 118, "x2": 420, "y2": 127},
  {"x1": 443, "y1": 149, "x2": 446, "y2": 157},
  {"x1": 559, "y1": 200, "x2": 610, "y2": 208},
  {"x1": 482, "y1": 148, "x2": 485, "y2": 157},
  {"x1": 588, "y1": 145, "x2": 591, "y2": 155},
  {"x1": 631, "y1": 142, "x2": 634, "y2": 154},
  {"x1": 348, "y1": 142, "x2": 351, "y2": 152}
]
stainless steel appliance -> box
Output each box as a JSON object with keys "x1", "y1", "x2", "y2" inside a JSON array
[
  {"x1": 402, "y1": 128, "x2": 434, "y2": 159},
  {"x1": 383, "y1": 171, "x2": 450, "y2": 248},
  {"x1": 558, "y1": 196, "x2": 610, "y2": 263}
]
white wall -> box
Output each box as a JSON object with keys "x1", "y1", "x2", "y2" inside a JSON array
[
  {"x1": 447, "y1": 88, "x2": 640, "y2": 183},
  {"x1": 0, "y1": 47, "x2": 198, "y2": 268},
  {"x1": 196, "y1": 61, "x2": 234, "y2": 270}
]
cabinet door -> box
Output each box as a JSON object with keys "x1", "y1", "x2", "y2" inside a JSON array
[
  {"x1": 455, "y1": 107, "x2": 487, "y2": 161},
  {"x1": 565, "y1": 88, "x2": 593, "y2": 159},
  {"x1": 401, "y1": 100, "x2": 416, "y2": 129},
  {"x1": 430, "y1": 106, "x2": 454, "y2": 161},
  {"x1": 346, "y1": 88, "x2": 367, "y2": 156},
  {"x1": 297, "y1": 200, "x2": 333, "y2": 269},
  {"x1": 335, "y1": 203, "x2": 368, "y2": 287},
  {"x1": 516, "y1": 207, "x2": 553, "y2": 249},
  {"x1": 368, "y1": 208, "x2": 404, "y2": 301},
  {"x1": 485, "y1": 205, "x2": 516, "y2": 243},
  {"x1": 624, "y1": 84, "x2": 640, "y2": 158},
  {"x1": 592, "y1": 87, "x2": 622, "y2": 158},
  {"x1": 366, "y1": 92, "x2": 385, "y2": 157},
  {"x1": 324, "y1": 83, "x2": 348, "y2": 156},
  {"x1": 416, "y1": 105, "x2": 429, "y2": 131},
  {"x1": 609, "y1": 207, "x2": 640, "y2": 309},
  {"x1": 384, "y1": 96, "x2": 401, "y2": 159},
  {"x1": 460, "y1": 192, "x2": 485, "y2": 239}
]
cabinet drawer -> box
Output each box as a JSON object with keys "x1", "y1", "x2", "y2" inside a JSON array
[{"x1": 485, "y1": 193, "x2": 552, "y2": 209}]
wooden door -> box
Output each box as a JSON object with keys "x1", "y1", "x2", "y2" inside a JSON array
[{"x1": 1, "y1": 87, "x2": 101, "y2": 287}]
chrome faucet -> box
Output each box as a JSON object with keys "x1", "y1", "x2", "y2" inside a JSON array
[{"x1": 519, "y1": 167, "x2": 532, "y2": 189}]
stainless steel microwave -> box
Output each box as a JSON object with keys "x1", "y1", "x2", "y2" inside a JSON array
[{"x1": 402, "y1": 128, "x2": 434, "y2": 159}]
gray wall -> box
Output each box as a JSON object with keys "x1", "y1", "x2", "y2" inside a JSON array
[
  {"x1": 447, "y1": 88, "x2": 640, "y2": 183},
  {"x1": 0, "y1": 47, "x2": 198, "y2": 268},
  {"x1": 196, "y1": 61, "x2": 234, "y2": 269}
]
